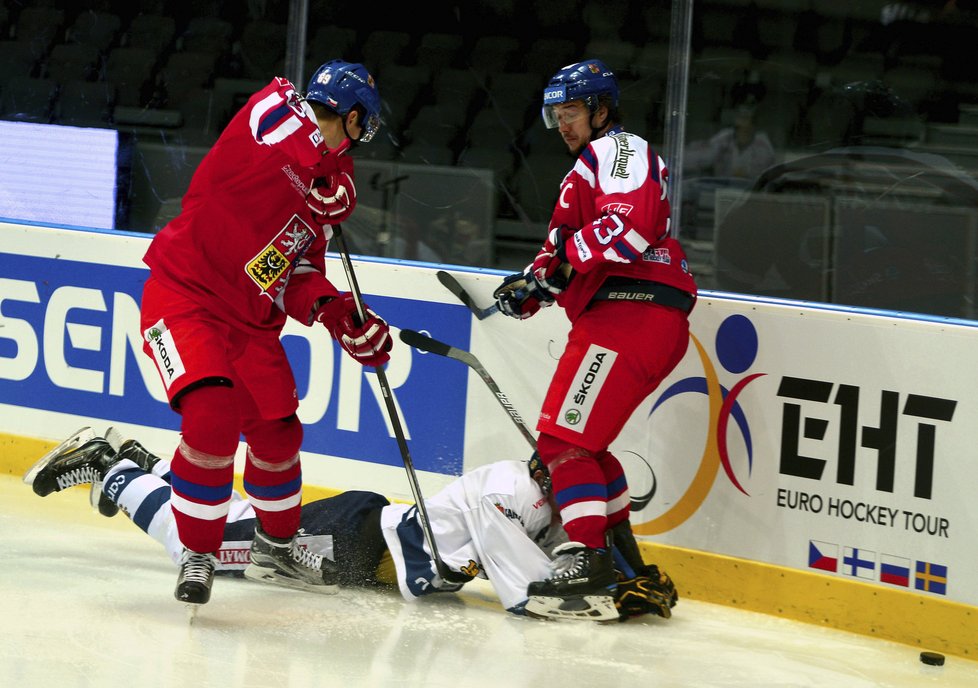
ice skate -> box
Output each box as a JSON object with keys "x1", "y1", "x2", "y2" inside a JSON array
[
  {"x1": 23, "y1": 427, "x2": 121, "y2": 516},
  {"x1": 175, "y1": 549, "x2": 217, "y2": 605},
  {"x1": 525, "y1": 542, "x2": 619, "y2": 621},
  {"x1": 244, "y1": 523, "x2": 339, "y2": 593}
]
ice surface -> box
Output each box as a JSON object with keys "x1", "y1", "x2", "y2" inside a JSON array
[{"x1": 2, "y1": 475, "x2": 975, "y2": 688}]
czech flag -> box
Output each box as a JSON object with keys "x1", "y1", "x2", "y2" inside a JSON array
[{"x1": 808, "y1": 540, "x2": 838, "y2": 572}]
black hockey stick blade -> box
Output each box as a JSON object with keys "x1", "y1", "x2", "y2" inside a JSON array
[
  {"x1": 399, "y1": 329, "x2": 537, "y2": 449},
  {"x1": 436, "y1": 270, "x2": 499, "y2": 320}
]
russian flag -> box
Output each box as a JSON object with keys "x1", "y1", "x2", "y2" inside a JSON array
[
  {"x1": 808, "y1": 540, "x2": 838, "y2": 572},
  {"x1": 915, "y1": 560, "x2": 948, "y2": 595},
  {"x1": 879, "y1": 553, "x2": 910, "y2": 587}
]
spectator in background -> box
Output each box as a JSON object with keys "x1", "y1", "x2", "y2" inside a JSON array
[{"x1": 685, "y1": 103, "x2": 777, "y2": 181}]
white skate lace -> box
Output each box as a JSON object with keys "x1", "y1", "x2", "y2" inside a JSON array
[
  {"x1": 549, "y1": 544, "x2": 587, "y2": 579},
  {"x1": 291, "y1": 542, "x2": 324, "y2": 571},
  {"x1": 56, "y1": 466, "x2": 99, "y2": 490},
  {"x1": 181, "y1": 552, "x2": 214, "y2": 584}
]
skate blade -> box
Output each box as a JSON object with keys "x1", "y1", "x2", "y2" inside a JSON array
[
  {"x1": 22, "y1": 427, "x2": 96, "y2": 486},
  {"x1": 243, "y1": 565, "x2": 339, "y2": 594},
  {"x1": 89, "y1": 480, "x2": 102, "y2": 511},
  {"x1": 104, "y1": 426, "x2": 126, "y2": 452},
  {"x1": 525, "y1": 593, "x2": 619, "y2": 622}
]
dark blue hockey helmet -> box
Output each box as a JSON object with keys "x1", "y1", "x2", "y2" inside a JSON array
[
  {"x1": 541, "y1": 59, "x2": 619, "y2": 129},
  {"x1": 528, "y1": 452, "x2": 551, "y2": 495},
  {"x1": 305, "y1": 60, "x2": 381, "y2": 143}
]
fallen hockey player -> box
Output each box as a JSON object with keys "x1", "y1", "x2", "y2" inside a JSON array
[{"x1": 24, "y1": 427, "x2": 677, "y2": 622}]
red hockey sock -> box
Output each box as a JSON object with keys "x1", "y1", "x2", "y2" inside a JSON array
[
  {"x1": 538, "y1": 434, "x2": 608, "y2": 549},
  {"x1": 242, "y1": 416, "x2": 304, "y2": 539},
  {"x1": 598, "y1": 450, "x2": 631, "y2": 529},
  {"x1": 169, "y1": 385, "x2": 240, "y2": 553}
]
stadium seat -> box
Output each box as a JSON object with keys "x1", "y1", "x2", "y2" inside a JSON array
[
  {"x1": 45, "y1": 44, "x2": 102, "y2": 85},
  {"x1": 66, "y1": 11, "x2": 122, "y2": 54},
  {"x1": 13, "y1": 6, "x2": 65, "y2": 59},
  {"x1": 178, "y1": 16, "x2": 233, "y2": 56},
  {"x1": 362, "y1": 30, "x2": 412, "y2": 68},
  {"x1": 0, "y1": 76, "x2": 58, "y2": 123},
  {"x1": 239, "y1": 20, "x2": 287, "y2": 81},
  {"x1": 0, "y1": 41, "x2": 40, "y2": 87},
  {"x1": 122, "y1": 13, "x2": 176, "y2": 59},
  {"x1": 105, "y1": 47, "x2": 158, "y2": 107},
  {"x1": 414, "y1": 32, "x2": 464, "y2": 72},
  {"x1": 53, "y1": 80, "x2": 116, "y2": 128},
  {"x1": 159, "y1": 51, "x2": 219, "y2": 105},
  {"x1": 307, "y1": 25, "x2": 358, "y2": 63}
]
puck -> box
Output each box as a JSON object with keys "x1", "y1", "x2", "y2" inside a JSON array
[{"x1": 919, "y1": 651, "x2": 945, "y2": 666}]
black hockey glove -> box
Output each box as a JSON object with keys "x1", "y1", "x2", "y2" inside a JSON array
[
  {"x1": 492, "y1": 270, "x2": 554, "y2": 320},
  {"x1": 614, "y1": 565, "x2": 679, "y2": 622}
]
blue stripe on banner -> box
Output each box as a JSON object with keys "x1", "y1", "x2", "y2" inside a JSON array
[
  {"x1": 555, "y1": 482, "x2": 607, "y2": 507},
  {"x1": 257, "y1": 103, "x2": 291, "y2": 139},
  {"x1": 132, "y1": 485, "x2": 173, "y2": 533},
  {"x1": 243, "y1": 475, "x2": 302, "y2": 499},
  {"x1": 170, "y1": 474, "x2": 233, "y2": 503}
]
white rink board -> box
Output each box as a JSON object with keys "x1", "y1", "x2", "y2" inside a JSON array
[{"x1": 2, "y1": 220, "x2": 976, "y2": 612}]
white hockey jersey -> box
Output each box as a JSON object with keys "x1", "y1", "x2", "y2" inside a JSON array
[{"x1": 380, "y1": 460, "x2": 556, "y2": 612}]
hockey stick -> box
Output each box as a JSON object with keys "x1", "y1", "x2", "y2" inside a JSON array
[
  {"x1": 399, "y1": 329, "x2": 537, "y2": 449},
  {"x1": 398, "y1": 329, "x2": 656, "y2": 512},
  {"x1": 331, "y1": 224, "x2": 449, "y2": 581},
  {"x1": 436, "y1": 270, "x2": 499, "y2": 320}
]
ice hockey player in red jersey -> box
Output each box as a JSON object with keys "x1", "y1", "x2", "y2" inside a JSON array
[
  {"x1": 138, "y1": 59, "x2": 393, "y2": 605},
  {"x1": 24, "y1": 427, "x2": 677, "y2": 621},
  {"x1": 493, "y1": 59, "x2": 697, "y2": 621}
]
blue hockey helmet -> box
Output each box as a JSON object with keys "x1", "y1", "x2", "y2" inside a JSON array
[
  {"x1": 541, "y1": 59, "x2": 619, "y2": 129},
  {"x1": 305, "y1": 60, "x2": 381, "y2": 143},
  {"x1": 528, "y1": 452, "x2": 551, "y2": 495}
]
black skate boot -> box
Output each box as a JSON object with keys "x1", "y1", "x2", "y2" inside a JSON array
[
  {"x1": 105, "y1": 427, "x2": 162, "y2": 473},
  {"x1": 23, "y1": 427, "x2": 121, "y2": 516},
  {"x1": 525, "y1": 541, "x2": 619, "y2": 621},
  {"x1": 244, "y1": 523, "x2": 340, "y2": 593},
  {"x1": 175, "y1": 549, "x2": 217, "y2": 605},
  {"x1": 91, "y1": 428, "x2": 164, "y2": 518}
]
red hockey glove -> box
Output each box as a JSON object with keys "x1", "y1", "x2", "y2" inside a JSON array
[
  {"x1": 492, "y1": 270, "x2": 554, "y2": 320},
  {"x1": 529, "y1": 225, "x2": 575, "y2": 295},
  {"x1": 307, "y1": 171, "x2": 357, "y2": 224},
  {"x1": 314, "y1": 293, "x2": 392, "y2": 367}
]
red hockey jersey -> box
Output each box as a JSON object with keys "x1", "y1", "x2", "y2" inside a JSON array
[
  {"x1": 543, "y1": 128, "x2": 698, "y2": 321},
  {"x1": 143, "y1": 78, "x2": 350, "y2": 335}
]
